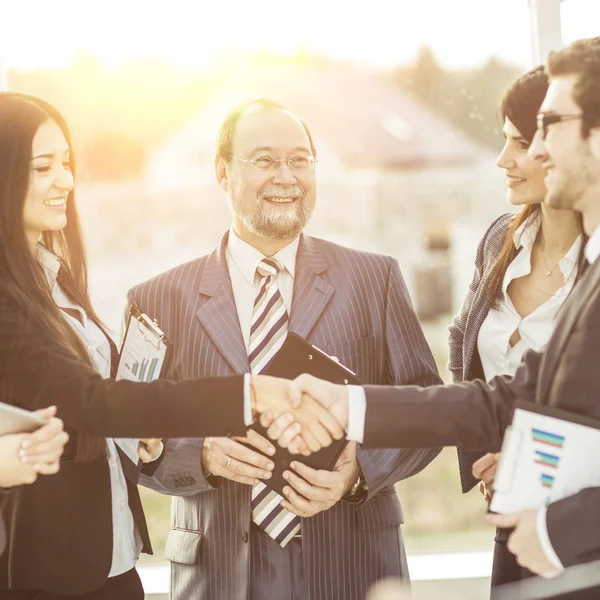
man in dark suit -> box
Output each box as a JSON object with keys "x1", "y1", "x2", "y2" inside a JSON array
[
  {"x1": 288, "y1": 37, "x2": 600, "y2": 595},
  {"x1": 129, "y1": 98, "x2": 441, "y2": 599}
]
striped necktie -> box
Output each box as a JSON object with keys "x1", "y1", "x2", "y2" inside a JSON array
[{"x1": 249, "y1": 258, "x2": 301, "y2": 547}]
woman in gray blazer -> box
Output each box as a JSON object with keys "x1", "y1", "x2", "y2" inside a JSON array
[{"x1": 448, "y1": 66, "x2": 586, "y2": 589}]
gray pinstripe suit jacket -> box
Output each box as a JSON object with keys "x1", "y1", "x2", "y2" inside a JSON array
[
  {"x1": 448, "y1": 213, "x2": 519, "y2": 493},
  {"x1": 129, "y1": 231, "x2": 442, "y2": 600}
]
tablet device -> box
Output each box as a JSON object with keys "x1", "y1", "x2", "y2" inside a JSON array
[{"x1": 0, "y1": 403, "x2": 48, "y2": 436}]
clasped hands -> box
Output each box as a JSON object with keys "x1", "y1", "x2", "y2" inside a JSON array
[
  {"x1": 200, "y1": 375, "x2": 357, "y2": 517},
  {"x1": 0, "y1": 406, "x2": 69, "y2": 488},
  {"x1": 251, "y1": 373, "x2": 350, "y2": 455}
]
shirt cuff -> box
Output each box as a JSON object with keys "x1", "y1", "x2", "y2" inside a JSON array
[
  {"x1": 243, "y1": 374, "x2": 253, "y2": 427},
  {"x1": 347, "y1": 385, "x2": 366, "y2": 443},
  {"x1": 537, "y1": 506, "x2": 565, "y2": 574}
]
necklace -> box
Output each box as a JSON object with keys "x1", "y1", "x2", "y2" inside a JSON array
[{"x1": 540, "y1": 245, "x2": 561, "y2": 277}]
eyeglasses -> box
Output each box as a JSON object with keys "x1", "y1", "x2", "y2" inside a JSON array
[
  {"x1": 229, "y1": 155, "x2": 318, "y2": 174},
  {"x1": 536, "y1": 113, "x2": 593, "y2": 140}
]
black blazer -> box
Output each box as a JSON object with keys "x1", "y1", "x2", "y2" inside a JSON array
[
  {"x1": 0, "y1": 285, "x2": 246, "y2": 594},
  {"x1": 362, "y1": 254, "x2": 600, "y2": 582}
]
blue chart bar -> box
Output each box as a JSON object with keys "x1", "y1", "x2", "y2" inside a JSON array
[
  {"x1": 147, "y1": 358, "x2": 159, "y2": 381},
  {"x1": 140, "y1": 358, "x2": 149, "y2": 381},
  {"x1": 131, "y1": 361, "x2": 140, "y2": 376}
]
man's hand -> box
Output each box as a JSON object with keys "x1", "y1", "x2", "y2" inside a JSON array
[
  {"x1": 251, "y1": 375, "x2": 345, "y2": 453},
  {"x1": 292, "y1": 374, "x2": 349, "y2": 429},
  {"x1": 280, "y1": 442, "x2": 360, "y2": 517},
  {"x1": 0, "y1": 406, "x2": 68, "y2": 487},
  {"x1": 201, "y1": 429, "x2": 276, "y2": 486},
  {"x1": 138, "y1": 438, "x2": 164, "y2": 463},
  {"x1": 486, "y1": 511, "x2": 562, "y2": 577},
  {"x1": 473, "y1": 452, "x2": 500, "y2": 504}
]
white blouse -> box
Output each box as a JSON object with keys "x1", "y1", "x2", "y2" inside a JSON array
[
  {"x1": 37, "y1": 245, "x2": 141, "y2": 578},
  {"x1": 477, "y1": 215, "x2": 582, "y2": 382}
]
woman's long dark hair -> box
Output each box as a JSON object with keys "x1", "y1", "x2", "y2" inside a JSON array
[
  {"x1": 484, "y1": 66, "x2": 587, "y2": 307},
  {"x1": 0, "y1": 92, "x2": 105, "y2": 460}
]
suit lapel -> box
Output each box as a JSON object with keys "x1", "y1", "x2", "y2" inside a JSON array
[
  {"x1": 195, "y1": 232, "x2": 249, "y2": 374},
  {"x1": 539, "y1": 258, "x2": 600, "y2": 401},
  {"x1": 289, "y1": 235, "x2": 334, "y2": 339},
  {"x1": 464, "y1": 245, "x2": 520, "y2": 377}
]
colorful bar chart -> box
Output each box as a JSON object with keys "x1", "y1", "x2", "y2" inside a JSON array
[
  {"x1": 125, "y1": 358, "x2": 159, "y2": 382},
  {"x1": 531, "y1": 427, "x2": 564, "y2": 504}
]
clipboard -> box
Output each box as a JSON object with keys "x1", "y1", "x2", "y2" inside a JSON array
[
  {"x1": 117, "y1": 305, "x2": 171, "y2": 383},
  {"x1": 245, "y1": 333, "x2": 361, "y2": 497},
  {"x1": 0, "y1": 402, "x2": 48, "y2": 436},
  {"x1": 489, "y1": 401, "x2": 600, "y2": 514}
]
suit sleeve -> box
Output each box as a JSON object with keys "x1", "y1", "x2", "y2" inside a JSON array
[
  {"x1": 546, "y1": 487, "x2": 600, "y2": 568},
  {"x1": 357, "y1": 257, "x2": 443, "y2": 499},
  {"x1": 449, "y1": 217, "x2": 507, "y2": 493},
  {"x1": 362, "y1": 347, "x2": 541, "y2": 451},
  {"x1": 0, "y1": 292, "x2": 246, "y2": 440},
  {"x1": 125, "y1": 289, "x2": 219, "y2": 496}
]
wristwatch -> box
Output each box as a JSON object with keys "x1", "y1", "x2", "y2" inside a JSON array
[{"x1": 345, "y1": 470, "x2": 368, "y2": 501}]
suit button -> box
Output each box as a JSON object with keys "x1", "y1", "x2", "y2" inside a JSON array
[{"x1": 240, "y1": 530, "x2": 249, "y2": 543}]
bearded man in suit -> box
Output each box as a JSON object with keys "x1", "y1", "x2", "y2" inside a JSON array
[{"x1": 128, "y1": 98, "x2": 442, "y2": 600}]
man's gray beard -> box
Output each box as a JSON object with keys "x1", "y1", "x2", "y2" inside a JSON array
[{"x1": 244, "y1": 201, "x2": 311, "y2": 240}]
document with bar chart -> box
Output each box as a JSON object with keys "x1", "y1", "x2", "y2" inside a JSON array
[
  {"x1": 490, "y1": 401, "x2": 600, "y2": 514},
  {"x1": 116, "y1": 305, "x2": 169, "y2": 383}
]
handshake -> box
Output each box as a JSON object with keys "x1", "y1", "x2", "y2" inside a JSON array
[{"x1": 251, "y1": 374, "x2": 351, "y2": 455}]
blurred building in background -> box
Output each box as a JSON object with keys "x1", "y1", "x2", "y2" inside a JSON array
[{"x1": 81, "y1": 65, "x2": 505, "y2": 334}]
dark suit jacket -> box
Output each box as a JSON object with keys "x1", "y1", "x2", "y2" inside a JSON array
[
  {"x1": 130, "y1": 232, "x2": 442, "y2": 600},
  {"x1": 0, "y1": 284, "x2": 247, "y2": 594},
  {"x1": 363, "y1": 253, "x2": 600, "y2": 581}
]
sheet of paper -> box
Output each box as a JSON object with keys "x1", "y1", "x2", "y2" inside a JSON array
[
  {"x1": 490, "y1": 407, "x2": 600, "y2": 514},
  {"x1": 116, "y1": 318, "x2": 167, "y2": 383}
]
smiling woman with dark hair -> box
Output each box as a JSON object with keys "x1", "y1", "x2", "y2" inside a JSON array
[
  {"x1": 0, "y1": 92, "x2": 337, "y2": 599},
  {"x1": 449, "y1": 66, "x2": 586, "y2": 589}
]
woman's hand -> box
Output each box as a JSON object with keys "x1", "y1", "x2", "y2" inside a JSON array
[
  {"x1": 473, "y1": 452, "x2": 500, "y2": 504},
  {"x1": 0, "y1": 406, "x2": 68, "y2": 487}
]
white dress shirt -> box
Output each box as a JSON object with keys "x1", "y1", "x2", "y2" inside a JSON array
[
  {"x1": 478, "y1": 215, "x2": 581, "y2": 382},
  {"x1": 226, "y1": 227, "x2": 298, "y2": 347},
  {"x1": 226, "y1": 228, "x2": 299, "y2": 424},
  {"x1": 37, "y1": 245, "x2": 141, "y2": 578}
]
